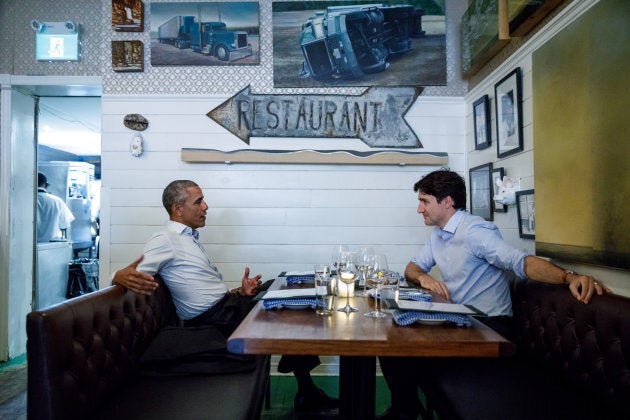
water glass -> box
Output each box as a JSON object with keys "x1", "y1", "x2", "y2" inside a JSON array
[
  {"x1": 380, "y1": 272, "x2": 400, "y2": 312},
  {"x1": 315, "y1": 265, "x2": 335, "y2": 316}
]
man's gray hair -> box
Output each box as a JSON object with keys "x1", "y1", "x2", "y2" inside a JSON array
[{"x1": 162, "y1": 180, "x2": 199, "y2": 216}]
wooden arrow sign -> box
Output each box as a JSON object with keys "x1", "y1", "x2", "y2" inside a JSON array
[{"x1": 207, "y1": 85, "x2": 423, "y2": 148}]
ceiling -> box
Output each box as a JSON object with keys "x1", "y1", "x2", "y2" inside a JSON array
[{"x1": 37, "y1": 96, "x2": 101, "y2": 156}]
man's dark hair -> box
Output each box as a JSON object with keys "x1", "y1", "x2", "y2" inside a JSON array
[
  {"x1": 37, "y1": 172, "x2": 48, "y2": 188},
  {"x1": 162, "y1": 180, "x2": 199, "y2": 216},
  {"x1": 413, "y1": 170, "x2": 466, "y2": 210}
]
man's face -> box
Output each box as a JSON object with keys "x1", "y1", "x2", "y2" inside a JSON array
[
  {"x1": 174, "y1": 186, "x2": 208, "y2": 230},
  {"x1": 417, "y1": 192, "x2": 452, "y2": 229}
]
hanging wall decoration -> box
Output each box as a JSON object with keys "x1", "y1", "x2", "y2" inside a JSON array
[
  {"x1": 150, "y1": 2, "x2": 260, "y2": 66},
  {"x1": 112, "y1": 40, "x2": 144, "y2": 72},
  {"x1": 207, "y1": 85, "x2": 423, "y2": 148},
  {"x1": 272, "y1": 1, "x2": 446, "y2": 88},
  {"x1": 112, "y1": 0, "x2": 144, "y2": 32}
]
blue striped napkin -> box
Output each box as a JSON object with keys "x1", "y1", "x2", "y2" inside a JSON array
[
  {"x1": 285, "y1": 275, "x2": 315, "y2": 285},
  {"x1": 392, "y1": 310, "x2": 471, "y2": 327},
  {"x1": 369, "y1": 289, "x2": 432, "y2": 302},
  {"x1": 399, "y1": 290, "x2": 432, "y2": 302},
  {"x1": 263, "y1": 298, "x2": 317, "y2": 310}
]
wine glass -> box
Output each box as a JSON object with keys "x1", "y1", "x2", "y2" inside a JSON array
[
  {"x1": 331, "y1": 244, "x2": 349, "y2": 274},
  {"x1": 337, "y1": 251, "x2": 359, "y2": 313},
  {"x1": 364, "y1": 253, "x2": 388, "y2": 318},
  {"x1": 357, "y1": 247, "x2": 374, "y2": 297}
]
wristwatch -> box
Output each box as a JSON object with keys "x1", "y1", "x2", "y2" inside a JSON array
[{"x1": 562, "y1": 270, "x2": 576, "y2": 284}]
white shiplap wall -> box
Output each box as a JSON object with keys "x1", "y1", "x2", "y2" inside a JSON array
[{"x1": 101, "y1": 95, "x2": 466, "y2": 291}]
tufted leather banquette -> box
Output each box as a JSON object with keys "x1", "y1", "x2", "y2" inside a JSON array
[
  {"x1": 419, "y1": 279, "x2": 630, "y2": 420},
  {"x1": 26, "y1": 277, "x2": 270, "y2": 420}
]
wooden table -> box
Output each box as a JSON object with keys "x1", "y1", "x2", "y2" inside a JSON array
[{"x1": 228, "y1": 279, "x2": 515, "y2": 419}]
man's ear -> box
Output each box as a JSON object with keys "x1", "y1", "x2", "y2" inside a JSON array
[
  {"x1": 172, "y1": 203, "x2": 182, "y2": 216},
  {"x1": 443, "y1": 195, "x2": 455, "y2": 209}
]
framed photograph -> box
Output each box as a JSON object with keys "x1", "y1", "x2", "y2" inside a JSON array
[
  {"x1": 495, "y1": 67, "x2": 523, "y2": 158},
  {"x1": 112, "y1": 40, "x2": 144, "y2": 72},
  {"x1": 150, "y1": 2, "x2": 260, "y2": 66},
  {"x1": 491, "y1": 167, "x2": 507, "y2": 213},
  {"x1": 469, "y1": 162, "x2": 493, "y2": 221},
  {"x1": 473, "y1": 95, "x2": 491, "y2": 150},
  {"x1": 272, "y1": 1, "x2": 446, "y2": 88},
  {"x1": 516, "y1": 189, "x2": 535, "y2": 239},
  {"x1": 112, "y1": 0, "x2": 144, "y2": 32}
]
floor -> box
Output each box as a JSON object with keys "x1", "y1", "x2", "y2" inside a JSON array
[
  {"x1": 0, "y1": 356, "x2": 27, "y2": 420},
  {"x1": 0, "y1": 359, "x2": 420, "y2": 419}
]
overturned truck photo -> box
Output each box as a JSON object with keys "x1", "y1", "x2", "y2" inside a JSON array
[{"x1": 299, "y1": 3, "x2": 425, "y2": 82}]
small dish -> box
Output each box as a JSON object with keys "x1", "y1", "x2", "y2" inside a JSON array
[
  {"x1": 416, "y1": 318, "x2": 447, "y2": 326},
  {"x1": 284, "y1": 304, "x2": 311, "y2": 310}
]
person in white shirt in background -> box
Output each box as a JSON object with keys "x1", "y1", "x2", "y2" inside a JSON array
[{"x1": 37, "y1": 172, "x2": 74, "y2": 242}]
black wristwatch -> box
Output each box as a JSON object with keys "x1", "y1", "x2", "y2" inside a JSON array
[{"x1": 562, "y1": 270, "x2": 576, "y2": 284}]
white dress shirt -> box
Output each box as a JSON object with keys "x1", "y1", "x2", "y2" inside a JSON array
[
  {"x1": 37, "y1": 188, "x2": 75, "y2": 242},
  {"x1": 137, "y1": 220, "x2": 229, "y2": 320}
]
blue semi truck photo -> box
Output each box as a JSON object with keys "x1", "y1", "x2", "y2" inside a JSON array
[{"x1": 157, "y1": 15, "x2": 252, "y2": 61}]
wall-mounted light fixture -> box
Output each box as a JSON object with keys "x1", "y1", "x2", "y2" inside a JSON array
[{"x1": 30, "y1": 20, "x2": 80, "y2": 61}]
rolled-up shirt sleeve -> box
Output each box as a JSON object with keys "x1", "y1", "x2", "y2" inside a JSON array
[{"x1": 468, "y1": 224, "x2": 529, "y2": 279}]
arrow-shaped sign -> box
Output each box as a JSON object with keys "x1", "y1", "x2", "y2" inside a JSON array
[{"x1": 207, "y1": 85, "x2": 423, "y2": 148}]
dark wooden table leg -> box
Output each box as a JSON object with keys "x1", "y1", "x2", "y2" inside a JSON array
[{"x1": 339, "y1": 355, "x2": 376, "y2": 419}]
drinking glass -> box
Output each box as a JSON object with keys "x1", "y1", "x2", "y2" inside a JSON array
[
  {"x1": 331, "y1": 244, "x2": 349, "y2": 274},
  {"x1": 356, "y1": 247, "x2": 374, "y2": 297},
  {"x1": 364, "y1": 253, "x2": 388, "y2": 318},
  {"x1": 315, "y1": 265, "x2": 335, "y2": 316},
  {"x1": 337, "y1": 251, "x2": 359, "y2": 313},
  {"x1": 380, "y1": 272, "x2": 400, "y2": 313}
]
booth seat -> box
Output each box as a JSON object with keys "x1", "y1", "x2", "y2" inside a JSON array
[
  {"x1": 420, "y1": 278, "x2": 630, "y2": 420},
  {"x1": 26, "y1": 275, "x2": 269, "y2": 419}
]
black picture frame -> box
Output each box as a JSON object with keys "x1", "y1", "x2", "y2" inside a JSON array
[
  {"x1": 112, "y1": 40, "x2": 144, "y2": 72},
  {"x1": 516, "y1": 189, "x2": 535, "y2": 239},
  {"x1": 491, "y1": 167, "x2": 507, "y2": 213},
  {"x1": 469, "y1": 162, "x2": 493, "y2": 221},
  {"x1": 473, "y1": 95, "x2": 491, "y2": 150},
  {"x1": 495, "y1": 67, "x2": 523, "y2": 158}
]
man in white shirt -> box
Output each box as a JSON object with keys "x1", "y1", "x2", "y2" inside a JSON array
[
  {"x1": 37, "y1": 172, "x2": 75, "y2": 242},
  {"x1": 113, "y1": 180, "x2": 338, "y2": 413}
]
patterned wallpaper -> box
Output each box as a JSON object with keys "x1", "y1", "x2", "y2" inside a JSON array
[{"x1": 1, "y1": 0, "x2": 468, "y2": 97}]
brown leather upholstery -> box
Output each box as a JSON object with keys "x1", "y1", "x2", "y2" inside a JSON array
[
  {"x1": 421, "y1": 279, "x2": 630, "y2": 420},
  {"x1": 27, "y1": 277, "x2": 269, "y2": 420}
]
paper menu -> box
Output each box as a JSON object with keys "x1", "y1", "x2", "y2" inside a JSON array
[
  {"x1": 394, "y1": 300, "x2": 484, "y2": 316},
  {"x1": 262, "y1": 288, "x2": 316, "y2": 300}
]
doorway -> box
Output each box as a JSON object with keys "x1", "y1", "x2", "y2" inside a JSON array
[{"x1": 0, "y1": 75, "x2": 101, "y2": 361}]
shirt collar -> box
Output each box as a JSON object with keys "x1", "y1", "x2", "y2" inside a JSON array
[
  {"x1": 438, "y1": 209, "x2": 466, "y2": 239},
  {"x1": 166, "y1": 220, "x2": 199, "y2": 240}
]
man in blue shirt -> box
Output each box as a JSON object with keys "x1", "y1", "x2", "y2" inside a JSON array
[
  {"x1": 113, "y1": 180, "x2": 337, "y2": 413},
  {"x1": 377, "y1": 170, "x2": 608, "y2": 419}
]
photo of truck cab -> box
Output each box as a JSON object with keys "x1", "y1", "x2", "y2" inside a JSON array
[
  {"x1": 158, "y1": 15, "x2": 252, "y2": 61},
  {"x1": 299, "y1": 4, "x2": 425, "y2": 81}
]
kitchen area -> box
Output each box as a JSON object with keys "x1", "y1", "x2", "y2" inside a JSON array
[{"x1": 35, "y1": 96, "x2": 101, "y2": 309}]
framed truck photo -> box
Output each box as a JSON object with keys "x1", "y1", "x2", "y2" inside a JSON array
[
  {"x1": 272, "y1": 1, "x2": 446, "y2": 88},
  {"x1": 150, "y1": 2, "x2": 260, "y2": 66}
]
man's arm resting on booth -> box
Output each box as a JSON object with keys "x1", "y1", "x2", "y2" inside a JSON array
[{"x1": 112, "y1": 255, "x2": 158, "y2": 296}]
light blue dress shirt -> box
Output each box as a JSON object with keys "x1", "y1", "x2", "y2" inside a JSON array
[
  {"x1": 137, "y1": 220, "x2": 228, "y2": 320},
  {"x1": 411, "y1": 210, "x2": 529, "y2": 316}
]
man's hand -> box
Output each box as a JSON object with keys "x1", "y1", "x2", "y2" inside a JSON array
[
  {"x1": 418, "y1": 274, "x2": 451, "y2": 302},
  {"x1": 566, "y1": 273, "x2": 610, "y2": 304},
  {"x1": 241, "y1": 266, "x2": 262, "y2": 296},
  {"x1": 112, "y1": 255, "x2": 157, "y2": 296}
]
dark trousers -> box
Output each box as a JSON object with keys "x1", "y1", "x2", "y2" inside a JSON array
[
  {"x1": 379, "y1": 316, "x2": 514, "y2": 416},
  {"x1": 184, "y1": 289, "x2": 320, "y2": 374}
]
